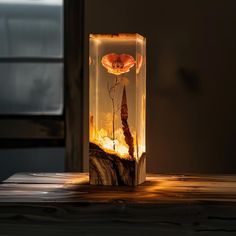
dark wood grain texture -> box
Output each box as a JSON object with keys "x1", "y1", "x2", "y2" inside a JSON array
[
  {"x1": 1, "y1": 173, "x2": 236, "y2": 235},
  {"x1": 1, "y1": 202, "x2": 236, "y2": 236},
  {"x1": 89, "y1": 143, "x2": 146, "y2": 186},
  {"x1": 64, "y1": 0, "x2": 84, "y2": 171},
  {"x1": 2, "y1": 173, "x2": 236, "y2": 203}
]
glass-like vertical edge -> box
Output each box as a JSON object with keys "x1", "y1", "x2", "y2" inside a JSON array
[
  {"x1": 89, "y1": 35, "x2": 97, "y2": 142},
  {"x1": 135, "y1": 35, "x2": 146, "y2": 159}
]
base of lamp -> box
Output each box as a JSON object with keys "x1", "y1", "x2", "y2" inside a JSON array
[{"x1": 89, "y1": 142, "x2": 146, "y2": 186}]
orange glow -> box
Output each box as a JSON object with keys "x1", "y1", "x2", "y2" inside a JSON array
[
  {"x1": 136, "y1": 53, "x2": 143, "y2": 74},
  {"x1": 101, "y1": 53, "x2": 135, "y2": 75},
  {"x1": 90, "y1": 116, "x2": 145, "y2": 160},
  {"x1": 89, "y1": 34, "x2": 146, "y2": 162}
]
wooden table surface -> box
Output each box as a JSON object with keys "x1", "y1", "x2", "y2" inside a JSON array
[{"x1": 0, "y1": 173, "x2": 236, "y2": 235}]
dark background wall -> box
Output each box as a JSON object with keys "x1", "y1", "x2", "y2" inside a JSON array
[{"x1": 84, "y1": 0, "x2": 236, "y2": 173}]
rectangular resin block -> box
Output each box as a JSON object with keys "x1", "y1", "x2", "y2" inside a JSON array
[{"x1": 89, "y1": 34, "x2": 146, "y2": 185}]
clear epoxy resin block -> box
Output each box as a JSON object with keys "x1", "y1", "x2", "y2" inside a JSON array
[{"x1": 89, "y1": 34, "x2": 146, "y2": 185}]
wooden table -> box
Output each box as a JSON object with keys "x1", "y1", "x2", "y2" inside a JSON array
[{"x1": 0, "y1": 173, "x2": 236, "y2": 235}]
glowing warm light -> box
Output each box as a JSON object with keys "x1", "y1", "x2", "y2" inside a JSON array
[
  {"x1": 136, "y1": 53, "x2": 143, "y2": 74},
  {"x1": 90, "y1": 123, "x2": 145, "y2": 160},
  {"x1": 89, "y1": 33, "x2": 146, "y2": 163}
]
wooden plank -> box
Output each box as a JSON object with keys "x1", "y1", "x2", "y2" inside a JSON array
[
  {"x1": 89, "y1": 143, "x2": 146, "y2": 186},
  {"x1": 0, "y1": 119, "x2": 64, "y2": 139},
  {"x1": 5, "y1": 172, "x2": 236, "y2": 184},
  {"x1": 4, "y1": 172, "x2": 88, "y2": 184},
  {"x1": 64, "y1": 0, "x2": 84, "y2": 171},
  {"x1": 0, "y1": 203, "x2": 236, "y2": 236},
  {"x1": 1, "y1": 173, "x2": 236, "y2": 203},
  {"x1": 1, "y1": 173, "x2": 236, "y2": 235}
]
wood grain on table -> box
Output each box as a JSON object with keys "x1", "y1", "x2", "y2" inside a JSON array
[
  {"x1": 1, "y1": 172, "x2": 236, "y2": 203},
  {"x1": 0, "y1": 173, "x2": 236, "y2": 236}
]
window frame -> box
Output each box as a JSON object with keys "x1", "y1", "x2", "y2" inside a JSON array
[{"x1": 0, "y1": 0, "x2": 85, "y2": 172}]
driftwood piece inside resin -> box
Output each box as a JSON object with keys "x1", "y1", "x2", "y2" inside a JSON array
[{"x1": 89, "y1": 142, "x2": 146, "y2": 186}]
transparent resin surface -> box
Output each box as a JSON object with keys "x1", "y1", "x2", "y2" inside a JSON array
[{"x1": 89, "y1": 34, "x2": 146, "y2": 160}]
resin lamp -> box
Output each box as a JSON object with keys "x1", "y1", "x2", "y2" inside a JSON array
[{"x1": 89, "y1": 34, "x2": 146, "y2": 186}]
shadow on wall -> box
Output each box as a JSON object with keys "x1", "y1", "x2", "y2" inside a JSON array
[{"x1": 84, "y1": 0, "x2": 236, "y2": 174}]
